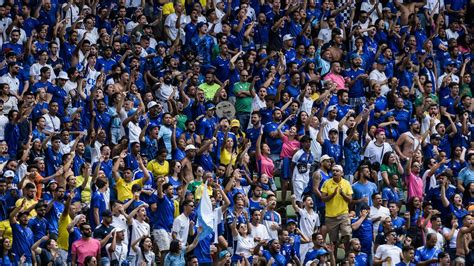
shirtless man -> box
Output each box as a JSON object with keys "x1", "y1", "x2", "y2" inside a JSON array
[
  {"x1": 180, "y1": 145, "x2": 197, "y2": 181},
  {"x1": 455, "y1": 214, "x2": 473, "y2": 265},
  {"x1": 394, "y1": 118, "x2": 427, "y2": 161},
  {"x1": 394, "y1": 0, "x2": 427, "y2": 26}
]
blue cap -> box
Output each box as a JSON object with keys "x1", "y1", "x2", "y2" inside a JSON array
[
  {"x1": 206, "y1": 103, "x2": 216, "y2": 110},
  {"x1": 350, "y1": 53, "x2": 361, "y2": 60},
  {"x1": 410, "y1": 118, "x2": 419, "y2": 124},
  {"x1": 445, "y1": 58, "x2": 456, "y2": 68},
  {"x1": 157, "y1": 41, "x2": 167, "y2": 47},
  {"x1": 127, "y1": 109, "x2": 137, "y2": 117},
  {"x1": 286, "y1": 219, "x2": 297, "y2": 225},
  {"x1": 197, "y1": 22, "x2": 206, "y2": 29},
  {"x1": 316, "y1": 249, "x2": 329, "y2": 257},
  {"x1": 62, "y1": 117, "x2": 72, "y2": 123},
  {"x1": 385, "y1": 111, "x2": 394, "y2": 118},
  {"x1": 377, "y1": 58, "x2": 388, "y2": 65}
]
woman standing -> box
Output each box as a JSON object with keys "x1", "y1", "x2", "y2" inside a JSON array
[{"x1": 31, "y1": 235, "x2": 64, "y2": 265}]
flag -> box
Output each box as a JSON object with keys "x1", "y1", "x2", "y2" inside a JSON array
[{"x1": 196, "y1": 181, "x2": 213, "y2": 240}]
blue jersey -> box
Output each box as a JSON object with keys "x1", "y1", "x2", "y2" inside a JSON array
[
  {"x1": 11, "y1": 223, "x2": 34, "y2": 263},
  {"x1": 150, "y1": 194, "x2": 175, "y2": 231},
  {"x1": 27, "y1": 216, "x2": 48, "y2": 242},
  {"x1": 90, "y1": 191, "x2": 106, "y2": 229},
  {"x1": 262, "y1": 249, "x2": 287, "y2": 266},
  {"x1": 352, "y1": 181, "x2": 378, "y2": 214},
  {"x1": 414, "y1": 246, "x2": 441, "y2": 266},
  {"x1": 351, "y1": 217, "x2": 373, "y2": 255},
  {"x1": 45, "y1": 201, "x2": 64, "y2": 236}
]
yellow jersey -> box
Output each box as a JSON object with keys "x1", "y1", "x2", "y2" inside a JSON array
[
  {"x1": 147, "y1": 160, "x2": 170, "y2": 178},
  {"x1": 320, "y1": 178, "x2": 353, "y2": 217},
  {"x1": 220, "y1": 148, "x2": 236, "y2": 166},
  {"x1": 116, "y1": 177, "x2": 144, "y2": 202},
  {"x1": 57, "y1": 214, "x2": 72, "y2": 250},
  {"x1": 15, "y1": 198, "x2": 37, "y2": 218},
  {"x1": 0, "y1": 220, "x2": 12, "y2": 242},
  {"x1": 75, "y1": 175, "x2": 92, "y2": 203}
]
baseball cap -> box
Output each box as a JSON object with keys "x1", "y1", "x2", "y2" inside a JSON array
[
  {"x1": 185, "y1": 144, "x2": 198, "y2": 152},
  {"x1": 283, "y1": 34, "x2": 294, "y2": 42},
  {"x1": 206, "y1": 103, "x2": 216, "y2": 110},
  {"x1": 320, "y1": 155, "x2": 333, "y2": 162},
  {"x1": 286, "y1": 219, "x2": 297, "y2": 225},
  {"x1": 377, "y1": 58, "x2": 388, "y2": 65},
  {"x1": 430, "y1": 133, "x2": 441, "y2": 140},
  {"x1": 327, "y1": 105, "x2": 337, "y2": 112},
  {"x1": 350, "y1": 53, "x2": 361, "y2": 60},
  {"x1": 230, "y1": 119, "x2": 240, "y2": 128},
  {"x1": 3, "y1": 170, "x2": 15, "y2": 178},
  {"x1": 147, "y1": 101, "x2": 158, "y2": 109},
  {"x1": 329, "y1": 128, "x2": 338, "y2": 134}
]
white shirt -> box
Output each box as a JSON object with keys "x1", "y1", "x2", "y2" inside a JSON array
[
  {"x1": 77, "y1": 28, "x2": 99, "y2": 44},
  {"x1": 106, "y1": 241, "x2": 128, "y2": 263},
  {"x1": 369, "y1": 205, "x2": 390, "y2": 235},
  {"x1": 320, "y1": 117, "x2": 339, "y2": 140},
  {"x1": 361, "y1": 1, "x2": 382, "y2": 22},
  {"x1": 164, "y1": 13, "x2": 186, "y2": 44},
  {"x1": 43, "y1": 113, "x2": 61, "y2": 132},
  {"x1": 172, "y1": 213, "x2": 190, "y2": 246},
  {"x1": 236, "y1": 235, "x2": 255, "y2": 258},
  {"x1": 127, "y1": 122, "x2": 141, "y2": 143},
  {"x1": 59, "y1": 141, "x2": 75, "y2": 154},
  {"x1": 424, "y1": 0, "x2": 444, "y2": 14},
  {"x1": 84, "y1": 67, "x2": 100, "y2": 95},
  {"x1": 130, "y1": 218, "x2": 150, "y2": 255},
  {"x1": 62, "y1": 3, "x2": 80, "y2": 28},
  {"x1": 212, "y1": 207, "x2": 223, "y2": 243},
  {"x1": 375, "y1": 244, "x2": 402, "y2": 266},
  {"x1": 309, "y1": 127, "x2": 322, "y2": 162},
  {"x1": 445, "y1": 28, "x2": 459, "y2": 40},
  {"x1": 155, "y1": 83, "x2": 175, "y2": 102},
  {"x1": 111, "y1": 214, "x2": 129, "y2": 246},
  {"x1": 252, "y1": 96, "x2": 266, "y2": 111},
  {"x1": 250, "y1": 223, "x2": 271, "y2": 241},
  {"x1": 442, "y1": 226, "x2": 458, "y2": 249},
  {"x1": 0, "y1": 17, "x2": 12, "y2": 46},
  {"x1": 369, "y1": 69, "x2": 390, "y2": 95},
  {"x1": 29, "y1": 63, "x2": 56, "y2": 82},
  {"x1": 64, "y1": 80, "x2": 78, "y2": 95},
  {"x1": 437, "y1": 73, "x2": 459, "y2": 89},
  {"x1": 298, "y1": 208, "x2": 320, "y2": 238},
  {"x1": 0, "y1": 73, "x2": 20, "y2": 95},
  {"x1": 364, "y1": 140, "x2": 392, "y2": 164},
  {"x1": 0, "y1": 114, "x2": 7, "y2": 140},
  {"x1": 426, "y1": 227, "x2": 445, "y2": 250}
]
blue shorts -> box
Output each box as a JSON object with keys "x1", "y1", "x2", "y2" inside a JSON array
[{"x1": 281, "y1": 157, "x2": 291, "y2": 180}]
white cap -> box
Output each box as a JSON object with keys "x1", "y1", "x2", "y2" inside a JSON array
[
  {"x1": 320, "y1": 155, "x2": 333, "y2": 162},
  {"x1": 58, "y1": 71, "x2": 69, "y2": 80},
  {"x1": 327, "y1": 105, "x2": 338, "y2": 112},
  {"x1": 3, "y1": 170, "x2": 15, "y2": 178},
  {"x1": 282, "y1": 34, "x2": 294, "y2": 42},
  {"x1": 147, "y1": 101, "x2": 158, "y2": 109},
  {"x1": 185, "y1": 144, "x2": 197, "y2": 152}
]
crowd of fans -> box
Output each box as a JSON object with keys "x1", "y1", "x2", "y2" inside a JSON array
[{"x1": 0, "y1": 0, "x2": 472, "y2": 265}]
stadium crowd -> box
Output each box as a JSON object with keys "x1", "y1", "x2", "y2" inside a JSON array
[{"x1": 0, "y1": 0, "x2": 472, "y2": 265}]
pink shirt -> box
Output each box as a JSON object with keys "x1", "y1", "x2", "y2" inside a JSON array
[
  {"x1": 280, "y1": 135, "x2": 300, "y2": 158},
  {"x1": 323, "y1": 72, "x2": 346, "y2": 90},
  {"x1": 258, "y1": 154, "x2": 275, "y2": 178},
  {"x1": 71, "y1": 238, "x2": 101, "y2": 266},
  {"x1": 407, "y1": 172, "x2": 423, "y2": 200}
]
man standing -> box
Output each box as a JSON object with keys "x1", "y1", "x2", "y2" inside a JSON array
[
  {"x1": 71, "y1": 223, "x2": 101, "y2": 266},
  {"x1": 364, "y1": 128, "x2": 393, "y2": 164},
  {"x1": 394, "y1": 119, "x2": 423, "y2": 161},
  {"x1": 172, "y1": 200, "x2": 195, "y2": 246},
  {"x1": 292, "y1": 135, "x2": 315, "y2": 202},
  {"x1": 321, "y1": 164, "x2": 353, "y2": 254},
  {"x1": 291, "y1": 194, "x2": 320, "y2": 263},
  {"x1": 374, "y1": 230, "x2": 402, "y2": 265},
  {"x1": 9, "y1": 199, "x2": 34, "y2": 265}
]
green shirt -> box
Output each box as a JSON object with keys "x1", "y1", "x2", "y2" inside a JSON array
[
  {"x1": 234, "y1": 82, "x2": 253, "y2": 113},
  {"x1": 199, "y1": 82, "x2": 221, "y2": 100}
]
